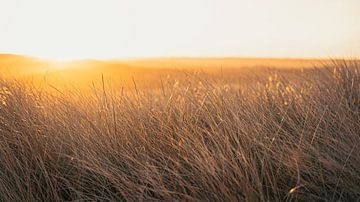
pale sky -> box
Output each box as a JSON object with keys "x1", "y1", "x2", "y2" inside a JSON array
[{"x1": 1, "y1": 0, "x2": 359, "y2": 60}]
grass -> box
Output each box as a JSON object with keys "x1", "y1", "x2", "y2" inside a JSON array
[{"x1": 0, "y1": 60, "x2": 359, "y2": 201}]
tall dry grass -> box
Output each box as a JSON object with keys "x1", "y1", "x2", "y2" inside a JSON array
[{"x1": 0, "y1": 60, "x2": 359, "y2": 201}]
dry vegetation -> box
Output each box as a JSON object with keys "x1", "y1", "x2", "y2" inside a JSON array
[{"x1": 0, "y1": 59, "x2": 359, "y2": 201}]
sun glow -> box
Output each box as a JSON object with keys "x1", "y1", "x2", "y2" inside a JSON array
[
  {"x1": 49, "y1": 61, "x2": 75, "y2": 70},
  {"x1": 1, "y1": 0, "x2": 360, "y2": 60}
]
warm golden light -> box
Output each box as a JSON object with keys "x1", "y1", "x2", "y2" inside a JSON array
[{"x1": 1, "y1": 0, "x2": 360, "y2": 60}]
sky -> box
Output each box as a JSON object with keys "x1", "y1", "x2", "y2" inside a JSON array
[{"x1": 0, "y1": 0, "x2": 359, "y2": 60}]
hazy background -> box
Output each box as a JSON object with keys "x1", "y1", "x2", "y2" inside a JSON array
[{"x1": 1, "y1": 0, "x2": 359, "y2": 60}]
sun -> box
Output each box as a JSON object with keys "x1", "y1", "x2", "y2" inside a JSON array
[{"x1": 48, "y1": 60, "x2": 78, "y2": 70}]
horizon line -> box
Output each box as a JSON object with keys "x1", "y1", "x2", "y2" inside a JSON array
[{"x1": 1, "y1": 52, "x2": 359, "y2": 63}]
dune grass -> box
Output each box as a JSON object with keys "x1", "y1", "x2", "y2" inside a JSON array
[{"x1": 0, "y1": 60, "x2": 359, "y2": 201}]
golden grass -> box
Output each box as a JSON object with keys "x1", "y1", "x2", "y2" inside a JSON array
[{"x1": 0, "y1": 59, "x2": 359, "y2": 201}]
